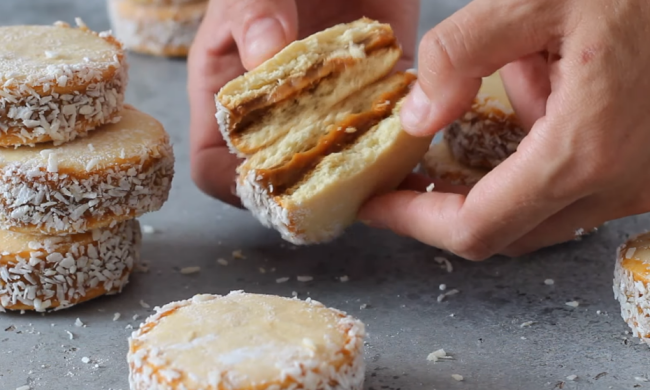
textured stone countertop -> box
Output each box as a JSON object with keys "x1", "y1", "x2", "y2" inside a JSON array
[{"x1": 0, "y1": 1, "x2": 648, "y2": 389}]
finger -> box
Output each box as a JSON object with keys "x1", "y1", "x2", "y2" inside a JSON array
[
  {"x1": 226, "y1": 0, "x2": 298, "y2": 70},
  {"x1": 188, "y1": 1, "x2": 247, "y2": 205},
  {"x1": 400, "y1": 0, "x2": 564, "y2": 136},
  {"x1": 359, "y1": 117, "x2": 590, "y2": 261},
  {"x1": 500, "y1": 53, "x2": 551, "y2": 131}
]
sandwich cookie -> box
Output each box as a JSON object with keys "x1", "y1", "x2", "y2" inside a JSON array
[
  {"x1": 614, "y1": 232, "x2": 650, "y2": 346},
  {"x1": 128, "y1": 291, "x2": 366, "y2": 390},
  {"x1": 217, "y1": 18, "x2": 432, "y2": 244},
  {"x1": 0, "y1": 105, "x2": 174, "y2": 235},
  {"x1": 0, "y1": 220, "x2": 140, "y2": 312},
  {"x1": 444, "y1": 72, "x2": 527, "y2": 170},
  {"x1": 0, "y1": 20, "x2": 127, "y2": 146},
  {"x1": 107, "y1": 0, "x2": 207, "y2": 57},
  {"x1": 421, "y1": 140, "x2": 489, "y2": 186}
]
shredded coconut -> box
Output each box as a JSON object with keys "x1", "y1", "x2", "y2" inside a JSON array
[
  {"x1": 565, "y1": 301, "x2": 580, "y2": 308},
  {"x1": 180, "y1": 266, "x2": 200, "y2": 275}
]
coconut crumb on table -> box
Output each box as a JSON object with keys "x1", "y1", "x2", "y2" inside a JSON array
[
  {"x1": 439, "y1": 284, "x2": 447, "y2": 291},
  {"x1": 66, "y1": 331, "x2": 74, "y2": 340},
  {"x1": 81, "y1": 356, "x2": 90, "y2": 364},
  {"x1": 451, "y1": 374, "x2": 464, "y2": 381},
  {"x1": 520, "y1": 321, "x2": 535, "y2": 328},
  {"x1": 232, "y1": 250, "x2": 245, "y2": 259},
  {"x1": 434, "y1": 257, "x2": 453, "y2": 273},
  {"x1": 141, "y1": 225, "x2": 156, "y2": 234},
  {"x1": 113, "y1": 313, "x2": 121, "y2": 321},
  {"x1": 297, "y1": 275, "x2": 313, "y2": 282},
  {"x1": 544, "y1": 279, "x2": 555, "y2": 285},
  {"x1": 437, "y1": 289, "x2": 460, "y2": 303},
  {"x1": 339, "y1": 275, "x2": 349, "y2": 282},
  {"x1": 259, "y1": 267, "x2": 266, "y2": 273},
  {"x1": 565, "y1": 301, "x2": 580, "y2": 308},
  {"x1": 139, "y1": 300, "x2": 150, "y2": 309},
  {"x1": 180, "y1": 266, "x2": 201, "y2": 275},
  {"x1": 132, "y1": 314, "x2": 139, "y2": 321},
  {"x1": 16, "y1": 386, "x2": 31, "y2": 390},
  {"x1": 360, "y1": 304, "x2": 368, "y2": 310},
  {"x1": 74, "y1": 318, "x2": 84, "y2": 327},
  {"x1": 566, "y1": 375, "x2": 577, "y2": 381},
  {"x1": 217, "y1": 258, "x2": 229, "y2": 266},
  {"x1": 427, "y1": 349, "x2": 452, "y2": 362},
  {"x1": 276, "y1": 277, "x2": 290, "y2": 284},
  {"x1": 635, "y1": 376, "x2": 649, "y2": 382}
]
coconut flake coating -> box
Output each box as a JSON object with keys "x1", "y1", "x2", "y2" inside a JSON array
[
  {"x1": 108, "y1": 0, "x2": 207, "y2": 57},
  {"x1": 0, "y1": 21, "x2": 127, "y2": 146},
  {"x1": 0, "y1": 219, "x2": 141, "y2": 312},
  {"x1": 0, "y1": 106, "x2": 175, "y2": 235},
  {"x1": 613, "y1": 232, "x2": 650, "y2": 346},
  {"x1": 127, "y1": 291, "x2": 366, "y2": 390}
]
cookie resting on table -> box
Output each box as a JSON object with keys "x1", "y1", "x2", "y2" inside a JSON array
[{"x1": 128, "y1": 291, "x2": 366, "y2": 390}]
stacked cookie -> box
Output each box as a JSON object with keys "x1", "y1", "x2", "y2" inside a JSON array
[
  {"x1": 0, "y1": 20, "x2": 174, "y2": 312},
  {"x1": 107, "y1": 0, "x2": 208, "y2": 57}
]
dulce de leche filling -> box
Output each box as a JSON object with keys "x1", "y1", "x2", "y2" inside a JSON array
[
  {"x1": 230, "y1": 29, "x2": 398, "y2": 134},
  {"x1": 257, "y1": 72, "x2": 416, "y2": 196}
]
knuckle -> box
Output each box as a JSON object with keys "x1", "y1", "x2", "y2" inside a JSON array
[
  {"x1": 447, "y1": 227, "x2": 496, "y2": 261},
  {"x1": 419, "y1": 17, "x2": 471, "y2": 76}
]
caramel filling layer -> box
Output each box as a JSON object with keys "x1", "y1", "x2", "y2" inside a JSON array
[
  {"x1": 256, "y1": 72, "x2": 416, "y2": 196},
  {"x1": 230, "y1": 30, "x2": 398, "y2": 134}
]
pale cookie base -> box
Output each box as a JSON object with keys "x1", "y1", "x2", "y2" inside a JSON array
[
  {"x1": 0, "y1": 105, "x2": 174, "y2": 235},
  {"x1": 613, "y1": 232, "x2": 650, "y2": 346},
  {"x1": 444, "y1": 94, "x2": 527, "y2": 170},
  {"x1": 108, "y1": 0, "x2": 207, "y2": 57},
  {"x1": 0, "y1": 21, "x2": 127, "y2": 146},
  {"x1": 0, "y1": 220, "x2": 140, "y2": 312},
  {"x1": 421, "y1": 140, "x2": 489, "y2": 186},
  {"x1": 128, "y1": 291, "x2": 365, "y2": 390}
]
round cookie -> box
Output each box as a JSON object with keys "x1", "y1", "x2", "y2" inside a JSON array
[
  {"x1": 0, "y1": 220, "x2": 140, "y2": 312},
  {"x1": 614, "y1": 232, "x2": 650, "y2": 346},
  {"x1": 444, "y1": 72, "x2": 527, "y2": 170},
  {"x1": 128, "y1": 291, "x2": 366, "y2": 390},
  {"x1": 108, "y1": 0, "x2": 207, "y2": 57},
  {"x1": 421, "y1": 140, "x2": 489, "y2": 186},
  {"x1": 0, "y1": 20, "x2": 127, "y2": 146},
  {"x1": 0, "y1": 105, "x2": 174, "y2": 235}
]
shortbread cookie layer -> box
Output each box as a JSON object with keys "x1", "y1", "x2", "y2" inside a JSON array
[
  {"x1": 108, "y1": 0, "x2": 207, "y2": 57},
  {"x1": 421, "y1": 140, "x2": 488, "y2": 186},
  {"x1": 128, "y1": 291, "x2": 366, "y2": 390},
  {"x1": 0, "y1": 220, "x2": 140, "y2": 312},
  {"x1": 614, "y1": 232, "x2": 650, "y2": 346},
  {"x1": 0, "y1": 105, "x2": 174, "y2": 235},
  {"x1": 444, "y1": 72, "x2": 527, "y2": 170},
  {"x1": 0, "y1": 20, "x2": 127, "y2": 146}
]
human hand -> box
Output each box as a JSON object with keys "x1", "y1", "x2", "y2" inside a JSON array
[
  {"x1": 188, "y1": 0, "x2": 420, "y2": 207},
  {"x1": 359, "y1": 0, "x2": 650, "y2": 259}
]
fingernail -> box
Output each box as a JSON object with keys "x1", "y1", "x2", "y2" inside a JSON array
[
  {"x1": 400, "y1": 83, "x2": 432, "y2": 135},
  {"x1": 244, "y1": 18, "x2": 286, "y2": 67}
]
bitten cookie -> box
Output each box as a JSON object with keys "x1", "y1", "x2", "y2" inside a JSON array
[
  {"x1": 614, "y1": 232, "x2": 650, "y2": 346},
  {"x1": 0, "y1": 19, "x2": 127, "y2": 146},
  {"x1": 444, "y1": 72, "x2": 527, "y2": 170},
  {"x1": 0, "y1": 105, "x2": 174, "y2": 235},
  {"x1": 421, "y1": 140, "x2": 489, "y2": 186},
  {"x1": 107, "y1": 0, "x2": 207, "y2": 57},
  {"x1": 0, "y1": 220, "x2": 140, "y2": 312},
  {"x1": 128, "y1": 291, "x2": 366, "y2": 390}
]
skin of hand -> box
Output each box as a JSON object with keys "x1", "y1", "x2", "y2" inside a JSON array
[
  {"x1": 188, "y1": 0, "x2": 420, "y2": 207},
  {"x1": 359, "y1": 0, "x2": 650, "y2": 260}
]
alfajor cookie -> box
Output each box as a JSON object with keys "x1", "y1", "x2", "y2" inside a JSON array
[
  {"x1": 421, "y1": 140, "x2": 489, "y2": 186},
  {"x1": 0, "y1": 19, "x2": 127, "y2": 146},
  {"x1": 0, "y1": 105, "x2": 174, "y2": 235},
  {"x1": 444, "y1": 72, "x2": 527, "y2": 170},
  {"x1": 107, "y1": 0, "x2": 207, "y2": 57},
  {"x1": 128, "y1": 291, "x2": 366, "y2": 390},
  {"x1": 0, "y1": 220, "x2": 140, "y2": 312},
  {"x1": 614, "y1": 232, "x2": 650, "y2": 346}
]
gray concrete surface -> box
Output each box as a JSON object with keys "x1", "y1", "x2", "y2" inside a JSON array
[{"x1": 1, "y1": 1, "x2": 649, "y2": 389}]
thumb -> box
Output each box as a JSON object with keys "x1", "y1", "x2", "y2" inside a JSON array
[
  {"x1": 225, "y1": 0, "x2": 298, "y2": 70},
  {"x1": 400, "y1": 0, "x2": 563, "y2": 136}
]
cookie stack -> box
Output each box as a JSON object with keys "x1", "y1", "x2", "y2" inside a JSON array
[
  {"x1": 107, "y1": 0, "x2": 208, "y2": 57},
  {"x1": 0, "y1": 20, "x2": 174, "y2": 312}
]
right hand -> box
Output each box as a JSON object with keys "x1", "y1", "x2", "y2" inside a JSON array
[{"x1": 188, "y1": 0, "x2": 420, "y2": 207}]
